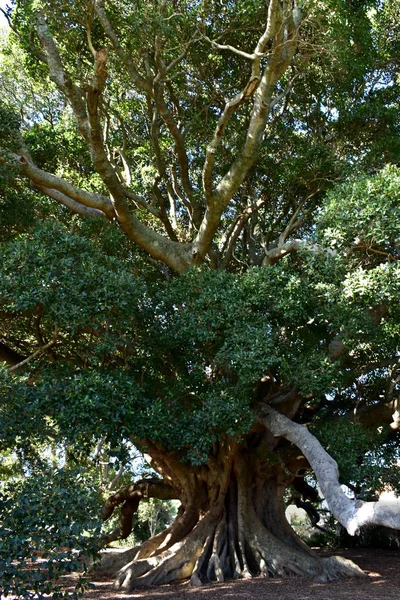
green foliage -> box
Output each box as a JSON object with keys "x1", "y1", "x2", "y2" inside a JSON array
[
  {"x1": 0, "y1": 467, "x2": 102, "y2": 599},
  {"x1": 313, "y1": 419, "x2": 400, "y2": 497},
  {"x1": 1, "y1": 205, "x2": 399, "y2": 465},
  {"x1": 0, "y1": 220, "x2": 143, "y2": 333},
  {"x1": 0, "y1": 0, "x2": 400, "y2": 584},
  {"x1": 318, "y1": 164, "x2": 400, "y2": 254}
]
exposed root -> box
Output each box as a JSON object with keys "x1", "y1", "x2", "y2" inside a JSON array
[
  {"x1": 190, "y1": 529, "x2": 214, "y2": 586},
  {"x1": 115, "y1": 508, "x2": 221, "y2": 589},
  {"x1": 106, "y1": 448, "x2": 366, "y2": 590},
  {"x1": 243, "y1": 499, "x2": 365, "y2": 581},
  {"x1": 112, "y1": 505, "x2": 366, "y2": 590},
  {"x1": 206, "y1": 516, "x2": 226, "y2": 582},
  {"x1": 93, "y1": 547, "x2": 141, "y2": 575},
  {"x1": 317, "y1": 555, "x2": 366, "y2": 583}
]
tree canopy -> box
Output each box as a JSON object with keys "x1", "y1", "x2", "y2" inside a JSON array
[{"x1": 0, "y1": 0, "x2": 400, "y2": 596}]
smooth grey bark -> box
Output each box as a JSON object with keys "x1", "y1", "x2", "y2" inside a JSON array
[{"x1": 258, "y1": 405, "x2": 400, "y2": 535}]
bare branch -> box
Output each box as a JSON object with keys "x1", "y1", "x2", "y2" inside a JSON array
[
  {"x1": 202, "y1": 36, "x2": 255, "y2": 61},
  {"x1": 108, "y1": 464, "x2": 124, "y2": 491}
]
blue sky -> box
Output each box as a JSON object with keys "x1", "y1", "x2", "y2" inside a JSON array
[{"x1": 0, "y1": 0, "x2": 10, "y2": 29}]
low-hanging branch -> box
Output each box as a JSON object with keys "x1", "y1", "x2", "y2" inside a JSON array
[
  {"x1": 102, "y1": 478, "x2": 179, "y2": 545},
  {"x1": 258, "y1": 405, "x2": 400, "y2": 535}
]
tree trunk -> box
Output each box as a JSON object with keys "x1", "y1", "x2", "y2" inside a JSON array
[{"x1": 104, "y1": 438, "x2": 364, "y2": 590}]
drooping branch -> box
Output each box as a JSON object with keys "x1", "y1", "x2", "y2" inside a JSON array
[
  {"x1": 258, "y1": 405, "x2": 400, "y2": 535},
  {"x1": 102, "y1": 478, "x2": 179, "y2": 545}
]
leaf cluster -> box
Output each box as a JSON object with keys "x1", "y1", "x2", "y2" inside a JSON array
[{"x1": 0, "y1": 467, "x2": 102, "y2": 599}]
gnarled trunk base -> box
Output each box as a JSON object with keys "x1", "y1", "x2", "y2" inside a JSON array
[{"x1": 103, "y1": 447, "x2": 365, "y2": 590}]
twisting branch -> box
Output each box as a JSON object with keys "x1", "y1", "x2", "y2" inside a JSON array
[
  {"x1": 7, "y1": 12, "x2": 197, "y2": 271},
  {"x1": 102, "y1": 478, "x2": 179, "y2": 545},
  {"x1": 201, "y1": 0, "x2": 280, "y2": 204},
  {"x1": 11, "y1": 154, "x2": 116, "y2": 219},
  {"x1": 258, "y1": 405, "x2": 400, "y2": 536},
  {"x1": 262, "y1": 239, "x2": 302, "y2": 265}
]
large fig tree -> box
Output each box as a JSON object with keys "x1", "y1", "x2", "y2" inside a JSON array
[{"x1": 1, "y1": 0, "x2": 400, "y2": 590}]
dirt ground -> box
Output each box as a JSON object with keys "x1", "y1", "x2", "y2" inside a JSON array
[{"x1": 64, "y1": 548, "x2": 400, "y2": 600}]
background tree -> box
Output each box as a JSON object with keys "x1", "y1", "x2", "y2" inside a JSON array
[{"x1": 1, "y1": 0, "x2": 400, "y2": 592}]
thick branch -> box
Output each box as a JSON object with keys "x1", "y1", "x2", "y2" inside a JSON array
[
  {"x1": 35, "y1": 186, "x2": 109, "y2": 220},
  {"x1": 35, "y1": 11, "x2": 90, "y2": 140},
  {"x1": 262, "y1": 239, "x2": 302, "y2": 265},
  {"x1": 103, "y1": 478, "x2": 179, "y2": 545},
  {"x1": 14, "y1": 155, "x2": 115, "y2": 219},
  {"x1": 262, "y1": 239, "x2": 337, "y2": 266},
  {"x1": 258, "y1": 405, "x2": 400, "y2": 535},
  {"x1": 212, "y1": 3, "x2": 300, "y2": 206},
  {"x1": 195, "y1": 3, "x2": 302, "y2": 261}
]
